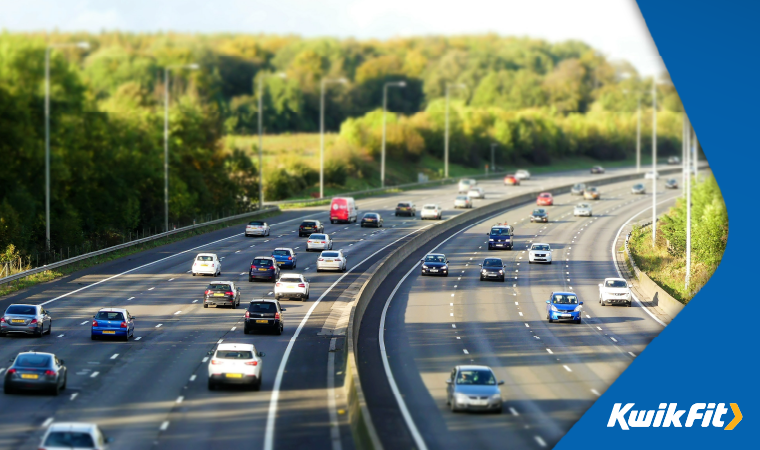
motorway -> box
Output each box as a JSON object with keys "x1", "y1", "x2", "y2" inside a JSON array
[
  {"x1": 0, "y1": 167, "x2": 682, "y2": 450},
  {"x1": 358, "y1": 175, "x2": 691, "y2": 450}
]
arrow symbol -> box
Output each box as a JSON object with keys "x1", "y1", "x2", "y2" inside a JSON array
[{"x1": 725, "y1": 403, "x2": 742, "y2": 430}]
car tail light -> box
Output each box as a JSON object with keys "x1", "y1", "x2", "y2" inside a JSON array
[
  {"x1": 92, "y1": 320, "x2": 98, "y2": 327},
  {"x1": 205, "y1": 290, "x2": 212, "y2": 295},
  {"x1": 211, "y1": 359, "x2": 223, "y2": 365},
  {"x1": 7, "y1": 369, "x2": 16, "y2": 374},
  {"x1": 320, "y1": 241, "x2": 325, "y2": 243},
  {"x1": 44, "y1": 370, "x2": 56, "y2": 376},
  {"x1": 298, "y1": 283, "x2": 305, "y2": 288},
  {"x1": 275, "y1": 282, "x2": 281, "y2": 287},
  {"x1": 245, "y1": 361, "x2": 258, "y2": 366},
  {"x1": 288, "y1": 256, "x2": 292, "y2": 260},
  {"x1": 225, "y1": 291, "x2": 233, "y2": 296},
  {"x1": 30, "y1": 319, "x2": 38, "y2": 324},
  {"x1": 0, "y1": 317, "x2": 5, "y2": 323},
  {"x1": 318, "y1": 258, "x2": 324, "y2": 261},
  {"x1": 245, "y1": 311, "x2": 250, "y2": 319},
  {"x1": 251, "y1": 265, "x2": 256, "y2": 270},
  {"x1": 120, "y1": 321, "x2": 127, "y2": 328},
  {"x1": 269, "y1": 266, "x2": 275, "y2": 270},
  {"x1": 275, "y1": 313, "x2": 280, "y2": 320}
]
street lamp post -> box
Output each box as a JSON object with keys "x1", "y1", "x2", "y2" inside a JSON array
[
  {"x1": 636, "y1": 95, "x2": 641, "y2": 173},
  {"x1": 444, "y1": 83, "x2": 466, "y2": 179},
  {"x1": 490, "y1": 143, "x2": 497, "y2": 173},
  {"x1": 651, "y1": 79, "x2": 657, "y2": 248},
  {"x1": 257, "y1": 72, "x2": 287, "y2": 208},
  {"x1": 164, "y1": 63, "x2": 199, "y2": 232},
  {"x1": 685, "y1": 120, "x2": 692, "y2": 291},
  {"x1": 320, "y1": 77, "x2": 348, "y2": 198},
  {"x1": 381, "y1": 81, "x2": 406, "y2": 188},
  {"x1": 45, "y1": 41, "x2": 90, "y2": 250}
]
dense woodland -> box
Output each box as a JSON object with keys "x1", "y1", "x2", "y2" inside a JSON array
[{"x1": 0, "y1": 31, "x2": 687, "y2": 262}]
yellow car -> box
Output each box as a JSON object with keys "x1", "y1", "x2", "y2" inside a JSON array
[{"x1": 583, "y1": 187, "x2": 600, "y2": 200}]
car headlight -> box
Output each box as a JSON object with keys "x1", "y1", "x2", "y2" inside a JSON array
[
  {"x1": 490, "y1": 394, "x2": 502, "y2": 400},
  {"x1": 422, "y1": 265, "x2": 428, "y2": 269},
  {"x1": 498, "y1": 270, "x2": 503, "y2": 274},
  {"x1": 482, "y1": 270, "x2": 487, "y2": 274},
  {"x1": 574, "y1": 305, "x2": 582, "y2": 312},
  {"x1": 489, "y1": 239, "x2": 494, "y2": 242},
  {"x1": 551, "y1": 305, "x2": 558, "y2": 311},
  {"x1": 455, "y1": 393, "x2": 469, "y2": 402},
  {"x1": 442, "y1": 266, "x2": 448, "y2": 270}
]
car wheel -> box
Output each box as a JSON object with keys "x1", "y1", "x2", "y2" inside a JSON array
[
  {"x1": 244, "y1": 327, "x2": 249, "y2": 335},
  {"x1": 549, "y1": 317, "x2": 554, "y2": 323},
  {"x1": 450, "y1": 401, "x2": 458, "y2": 413},
  {"x1": 91, "y1": 334, "x2": 97, "y2": 340},
  {"x1": 276, "y1": 324, "x2": 283, "y2": 336},
  {"x1": 360, "y1": 224, "x2": 364, "y2": 228},
  {"x1": 576, "y1": 318, "x2": 582, "y2": 324},
  {"x1": 35, "y1": 327, "x2": 43, "y2": 338},
  {"x1": 61, "y1": 374, "x2": 67, "y2": 390},
  {"x1": 192, "y1": 272, "x2": 196, "y2": 277},
  {"x1": 249, "y1": 277, "x2": 254, "y2": 282},
  {"x1": 479, "y1": 276, "x2": 484, "y2": 281},
  {"x1": 123, "y1": 332, "x2": 129, "y2": 342},
  {"x1": 316, "y1": 268, "x2": 321, "y2": 273},
  {"x1": 601, "y1": 300, "x2": 606, "y2": 306},
  {"x1": 204, "y1": 303, "x2": 209, "y2": 308},
  {"x1": 47, "y1": 321, "x2": 53, "y2": 335},
  {"x1": 208, "y1": 379, "x2": 216, "y2": 391},
  {"x1": 3, "y1": 385, "x2": 12, "y2": 395},
  {"x1": 51, "y1": 382, "x2": 60, "y2": 396},
  {"x1": 628, "y1": 302, "x2": 632, "y2": 307},
  {"x1": 529, "y1": 261, "x2": 533, "y2": 264}
]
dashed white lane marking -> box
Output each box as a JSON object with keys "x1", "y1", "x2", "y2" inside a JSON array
[
  {"x1": 629, "y1": 352, "x2": 637, "y2": 357},
  {"x1": 57, "y1": 334, "x2": 64, "y2": 338},
  {"x1": 155, "y1": 324, "x2": 163, "y2": 328},
  {"x1": 591, "y1": 389, "x2": 601, "y2": 396},
  {"x1": 450, "y1": 303, "x2": 453, "y2": 306},
  {"x1": 451, "y1": 324, "x2": 456, "y2": 328},
  {"x1": 90, "y1": 371, "x2": 100, "y2": 378},
  {"x1": 127, "y1": 296, "x2": 135, "y2": 301},
  {"x1": 187, "y1": 270, "x2": 192, "y2": 273},
  {"x1": 217, "y1": 339, "x2": 224, "y2": 344},
  {"x1": 546, "y1": 349, "x2": 553, "y2": 354},
  {"x1": 231, "y1": 326, "x2": 237, "y2": 331},
  {"x1": 463, "y1": 349, "x2": 469, "y2": 355},
  {"x1": 193, "y1": 299, "x2": 199, "y2": 303},
  {"x1": 535, "y1": 436, "x2": 547, "y2": 448},
  {"x1": 585, "y1": 314, "x2": 591, "y2": 319},
  {"x1": 70, "y1": 393, "x2": 78, "y2": 401},
  {"x1": 240, "y1": 272, "x2": 246, "y2": 275},
  {"x1": 41, "y1": 417, "x2": 54, "y2": 428},
  {"x1": 190, "y1": 374, "x2": 197, "y2": 382},
  {"x1": 518, "y1": 312, "x2": 523, "y2": 317},
  {"x1": 514, "y1": 302, "x2": 518, "y2": 305},
  {"x1": 509, "y1": 407, "x2": 519, "y2": 416},
  {"x1": 610, "y1": 337, "x2": 618, "y2": 343},
  {"x1": 202, "y1": 356, "x2": 209, "y2": 363},
  {"x1": 159, "y1": 421, "x2": 170, "y2": 431},
  {"x1": 110, "y1": 354, "x2": 119, "y2": 360},
  {"x1": 176, "y1": 396, "x2": 184, "y2": 404},
  {"x1": 135, "y1": 337, "x2": 142, "y2": 341},
  {"x1": 563, "y1": 365, "x2": 572, "y2": 372},
  {"x1": 456, "y1": 337, "x2": 461, "y2": 340},
  {"x1": 168, "y1": 278, "x2": 175, "y2": 281},
  {"x1": 450, "y1": 294, "x2": 455, "y2": 297},
  {"x1": 148, "y1": 287, "x2": 155, "y2": 291},
  {"x1": 80, "y1": 321, "x2": 88, "y2": 325},
  {"x1": 596, "y1": 327, "x2": 603, "y2": 331},
  {"x1": 524, "y1": 323, "x2": 530, "y2": 328},
  {"x1": 450, "y1": 313, "x2": 454, "y2": 317},
  {"x1": 268, "y1": 292, "x2": 273, "y2": 295},
  {"x1": 174, "y1": 311, "x2": 182, "y2": 315},
  {"x1": 235, "y1": 250, "x2": 241, "y2": 253}
]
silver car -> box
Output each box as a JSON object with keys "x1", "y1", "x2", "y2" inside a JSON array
[
  {"x1": 446, "y1": 365, "x2": 504, "y2": 413},
  {"x1": 573, "y1": 203, "x2": 593, "y2": 217},
  {"x1": 306, "y1": 233, "x2": 333, "y2": 252},
  {"x1": 570, "y1": 183, "x2": 586, "y2": 195},
  {"x1": 631, "y1": 183, "x2": 646, "y2": 195},
  {"x1": 1, "y1": 304, "x2": 52, "y2": 337}
]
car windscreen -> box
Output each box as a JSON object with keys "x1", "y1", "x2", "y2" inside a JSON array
[
  {"x1": 490, "y1": 228, "x2": 509, "y2": 236},
  {"x1": 15, "y1": 354, "x2": 52, "y2": 367},
  {"x1": 425, "y1": 255, "x2": 445, "y2": 263},
  {"x1": 552, "y1": 294, "x2": 578, "y2": 304},
  {"x1": 249, "y1": 221, "x2": 265, "y2": 226},
  {"x1": 532, "y1": 209, "x2": 545, "y2": 215},
  {"x1": 208, "y1": 284, "x2": 231, "y2": 291},
  {"x1": 44, "y1": 432, "x2": 96, "y2": 448},
  {"x1": 248, "y1": 302, "x2": 276, "y2": 313},
  {"x1": 272, "y1": 250, "x2": 290, "y2": 256},
  {"x1": 196, "y1": 255, "x2": 213, "y2": 261},
  {"x1": 532, "y1": 245, "x2": 550, "y2": 251},
  {"x1": 5, "y1": 305, "x2": 36, "y2": 315},
  {"x1": 606, "y1": 280, "x2": 627, "y2": 288},
  {"x1": 456, "y1": 369, "x2": 496, "y2": 385},
  {"x1": 309, "y1": 234, "x2": 326, "y2": 240},
  {"x1": 95, "y1": 311, "x2": 125, "y2": 321},
  {"x1": 483, "y1": 259, "x2": 502, "y2": 267},
  {"x1": 215, "y1": 350, "x2": 254, "y2": 359},
  {"x1": 322, "y1": 252, "x2": 340, "y2": 258},
  {"x1": 252, "y1": 258, "x2": 273, "y2": 266}
]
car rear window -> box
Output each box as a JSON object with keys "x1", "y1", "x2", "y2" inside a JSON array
[
  {"x1": 322, "y1": 252, "x2": 340, "y2": 258},
  {"x1": 248, "y1": 302, "x2": 277, "y2": 313},
  {"x1": 5, "y1": 305, "x2": 36, "y2": 315},
  {"x1": 310, "y1": 234, "x2": 326, "y2": 240},
  {"x1": 280, "y1": 277, "x2": 302, "y2": 283},
  {"x1": 532, "y1": 209, "x2": 545, "y2": 215},
  {"x1": 252, "y1": 258, "x2": 273, "y2": 266},
  {"x1": 540, "y1": 193, "x2": 551, "y2": 198},
  {"x1": 44, "y1": 432, "x2": 96, "y2": 448},
  {"x1": 249, "y1": 221, "x2": 265, "y2": 226},
  {"x1": 363, "y1": 213, "x2": 377, "y2": 218},
  {"x1": 423, "y1": 205, "x2": 436, "y2": 210},
  {"x1": 96, "y1": 311, "x2": 125, "y2": 321},
  {"x1": 196, "y1": 255, "x2": 213, "y2": 261},
  {"x1": 301, "y1": 221, "x2": 317, "y2": 226},
  {"x1": 215, "y1": 350, "x2": 253, "y2": 359},
  {"x1": 15, "y1": 354, "x2": 52, "y2": 367},
  {"x1": 397, "y1": 203, "x2": 410, "y2": 207},
  {"x1": 208, "y1": 284, "x2": 231, "y2": 291},
  {"x1": 456, "y1": 196, "x2": 467, "y2": 200},
  {"x1": 273, "y1": 250, "x2": 291, "y2": 256}
]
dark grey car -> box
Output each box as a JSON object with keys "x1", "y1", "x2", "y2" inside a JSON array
[
  {"x1": 446, "y1": 365, "x2": 504, "y2": 413},
  {"x1": 4, "y1": 352, "x2": 67, "y2": 395},
  {"x1": 0, "y1": 304, "x2": 52, "y2": 337}
]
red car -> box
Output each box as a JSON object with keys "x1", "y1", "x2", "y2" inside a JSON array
[
  {"x1": 537, "y1": 192, "x2": 554, "y2": 206},
  {"x1": 503, "y1": 174, "x2": 520, "y2": 186}
]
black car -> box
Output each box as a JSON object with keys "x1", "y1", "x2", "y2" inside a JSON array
[
  {"x1": 479, "y1": 258, "x2": 506, "y2": 282},
  {"x1": 249, "y1": 257, "x2": 281, "y2": 282},
  {"x1": 395, "y1": 201, "x2": 416, "y2": 217},
  {"x1": 244, "y1": 299, "x2": 285, "y2": 335},
  {"x1": 299, "y1": 220, "x2": 324, "y2": 237},
  {"x1": 4, "y1": 352, "x2": 67, "y2": 395},
  {"x1": 203, "y1": 281, "x2": 241, "y2": 309},
  {"x1": 421, "y1": 253, "x2": 449, "y2": 276},
  {"x1": 361, "y1": 213, "x2": 383, "y2": 228},
  {"x1": 530, "y1": 208, "x2": 549, "y2": 223},
  {"x1": 590, "y1": 166, "x2": 605, "y2": 174}
]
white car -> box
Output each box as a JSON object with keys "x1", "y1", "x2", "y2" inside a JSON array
[
  {"x1": 275, "y1": 274, "x2": 310, "y2": 301},
  {"x1": 458, "y1": 179, "x2": 473, "y2": 193},
  {"x1": 306, "y1": 233, "x2": 333, "y2": 252},
  {"x1": 245, "y1": 220, "x2": 270, "y2": 237},
  {"x1": 208, "y1": 343, "x2": 264, "y2": 391},
  {"x1": 317, "y1": 250, "x2": 347, "y2": 272},
  {"x1": 598, "y1": 278, "x2": 633, "y2": 307},
  {"x1": 453, "y1": 195, "x2": 473, "y2": 209},
  {"x1": 192, "y1": 253, "x2": 221, "y2": 277},
  {"x1": 573, "y1": 203, "x2": 592, "y2": 217},
  {"x1": 420, "y1": 204, "x2": 443, "y2": 220},
  {"x1": 644, "y1": 171, "x2": 660, "y2": 179},
  {"x1": 467, "y1": 187, "x2": 485, "y2": 199},
  {"x1": 515, "y1": 169, "x2": 531, "y2": 180},
  {"x1": 528, "y1": 243, "x2": 552, "y2": 264},
  {"x1": 40, "y1": 422, "x2": 111, "y2": 450}
]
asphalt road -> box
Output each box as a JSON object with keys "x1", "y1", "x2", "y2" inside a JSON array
[
  {"x1": 361, "y1": 176, "x2": 690, "y2": 450},
  {"x1": 0, "y1": 166, "x2": 677, "y2": 450}
]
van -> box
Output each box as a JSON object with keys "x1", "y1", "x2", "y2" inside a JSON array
[
  {"x1": 487, "y1": 223, "x2": 515, "y2": 250},
  {"x1": 330, "y1": 197, "x2": 357, "y2": 224}
]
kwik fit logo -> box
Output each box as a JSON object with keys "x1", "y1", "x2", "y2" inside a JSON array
[{"x1": 608, "y1": 403, "x2": 742, "y2": 430}]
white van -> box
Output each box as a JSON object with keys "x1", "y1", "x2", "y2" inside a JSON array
[{"x1": 330, "y1": 197, "x2": 358, "y2": 224}]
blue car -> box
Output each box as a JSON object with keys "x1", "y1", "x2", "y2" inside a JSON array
[
  {"x1": 545, "y1": 292, "x2": 583, "y2": 324},
  {"x1": 272, "y1": 248, "x2": 297, "y2": 269},
  {"x1": 91, "y1": 308, "x2": 135, "y2": 341},
  {"x1": 421, "y1": 253, "x2": 449, "y2": 277}
]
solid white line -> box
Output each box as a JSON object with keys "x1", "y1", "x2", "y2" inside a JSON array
[
  {"x1": 535, "y1": 436, "x2": 547, "y2": 447},
  {"x1": 546, "y1": 349, "x2": 553, "y2": 354},
  {"x1": 127, "y1": 296, "x2": 135, "y2": 301},
  {"x1": 190, "y1": 374, "x2": 197, "y2": 382},
  {"x1": 629, "y1": 352, "x2": 637, "y2": 357},
  {"x1": 176, "y1": 396, "x2": 184, "y2": 404},
  {"x1": 135, "y1": 336, "x2": 142, "y2": 341},
  {"x1": 327, "y1": 338, "x2": 343, "y2": 450},
  {"x1": 41, "y1": 417, "x2": 54, "y2": 428},
  {"x1": 159, "y1": 421, "x2": 170, "y2": 431},
  {"x1": 563, "y1": 365, "x2": 572, "y2": 372},
  {"x1": 202, "y1": 356, "x2": 209, "y2": 363},
  {"x1": 263, "y1": 224, "x2": 435, "y2": 450},
  {"x1": 110, "y1": 353, "x2": 119, "y2": 360},
  {"x1": 509, "y1": 407, "x2": 519, "y2": 416},
  {"x1": 155, "y1": 324, "x2": 163, "y2": 328},
  {"x1": 70, "y1": 393, "x2": 78, "y2": 400}
]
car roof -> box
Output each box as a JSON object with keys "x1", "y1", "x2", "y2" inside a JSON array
[
  {"x1": 47, "y1": 422, "x2": 99, "y2": 432},
  {"x1": 604, "y1": 277, "x2": 626, "y2": 282},
  {"x1": 321, "y1": 249, "x2": 342, "y2": 254},
  {"x1": 273, "y1": 247, "x2": 293, "y2": 252},
  {"x1": 531, "y1": 242, "x2": 550, "y2": 246},
  {"x1": 208, "y1": 281, "x2": 233, "y2": 285},
  {"x1": 539, "y1": 192, "x2": 552, "y2": 195},
  {"x1": 483, "y1": 258, "x2": 503, "y2": 262},
  {"x1": 97, "y1": 308, "x2": 128, "y2": 313},
  {"x1": 552, "y1": 291, "x2": 577, "y2": 296},
  {"x1": 17, "y1": 351, "x2": 55, "y2": 358},
  {"x1": 427, "y1": 253, "x2": 445, "y2": 257},
  {"x1": 196, "y1": 252, "x2": 217, "y2": 257},
  {"x1": 457, "y1": 365, "x2": 493, "y2": 371},
  {"x1": 279, "y1": 273, "x2": 304, "y2": 278},
  {"x1": 423, "y1": 203, "x2": 438, "y2": 207},
  {"x1": 253, "y1": 255, "x2": 275, "y2": 259},
  {"x1": 217, "y1": 343, "x2": 254, "y2": 351},
  {"x1": 7, "y1": 303, "x2": 39, "y2": 309},
  {"x1": 250, "y1": 298, "x2": 277, "y2": 303}
]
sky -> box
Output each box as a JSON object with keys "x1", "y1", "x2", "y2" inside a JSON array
[{"x1": 0, "y1": 0, "x2": 665, "y2": 76}]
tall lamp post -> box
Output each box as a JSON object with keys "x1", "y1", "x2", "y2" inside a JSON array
[
  {"x1": 685, "y1": 119, "x2": 693, "y2": 291},
  {"x1": 164, "y1": 63, "x2": 199, "y2": 232},
  {"x1": 381, "y1": 81, "x2": 406, "y2": 188},
  {"x1": 444, "y1": 83, "x2": 466, "y2": 179},
  {"x1": 319, "y1": 77, "x2": 348, "y2": 198},
  {"x1": 636, "y1": 94, "x2": 642, "y2": 173},
  {"x1": 257, "y1": 72, "x2": 287, "y2": 208},
  {"x1": 651, "y1": 79, "x2": 657, "y2": 248},
  {"x1": 490, "y1": 143, "x2": 497, "y2": 173},
  {"x1": 45, "y1": 41, "x2": 90, "y2": 250}
]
